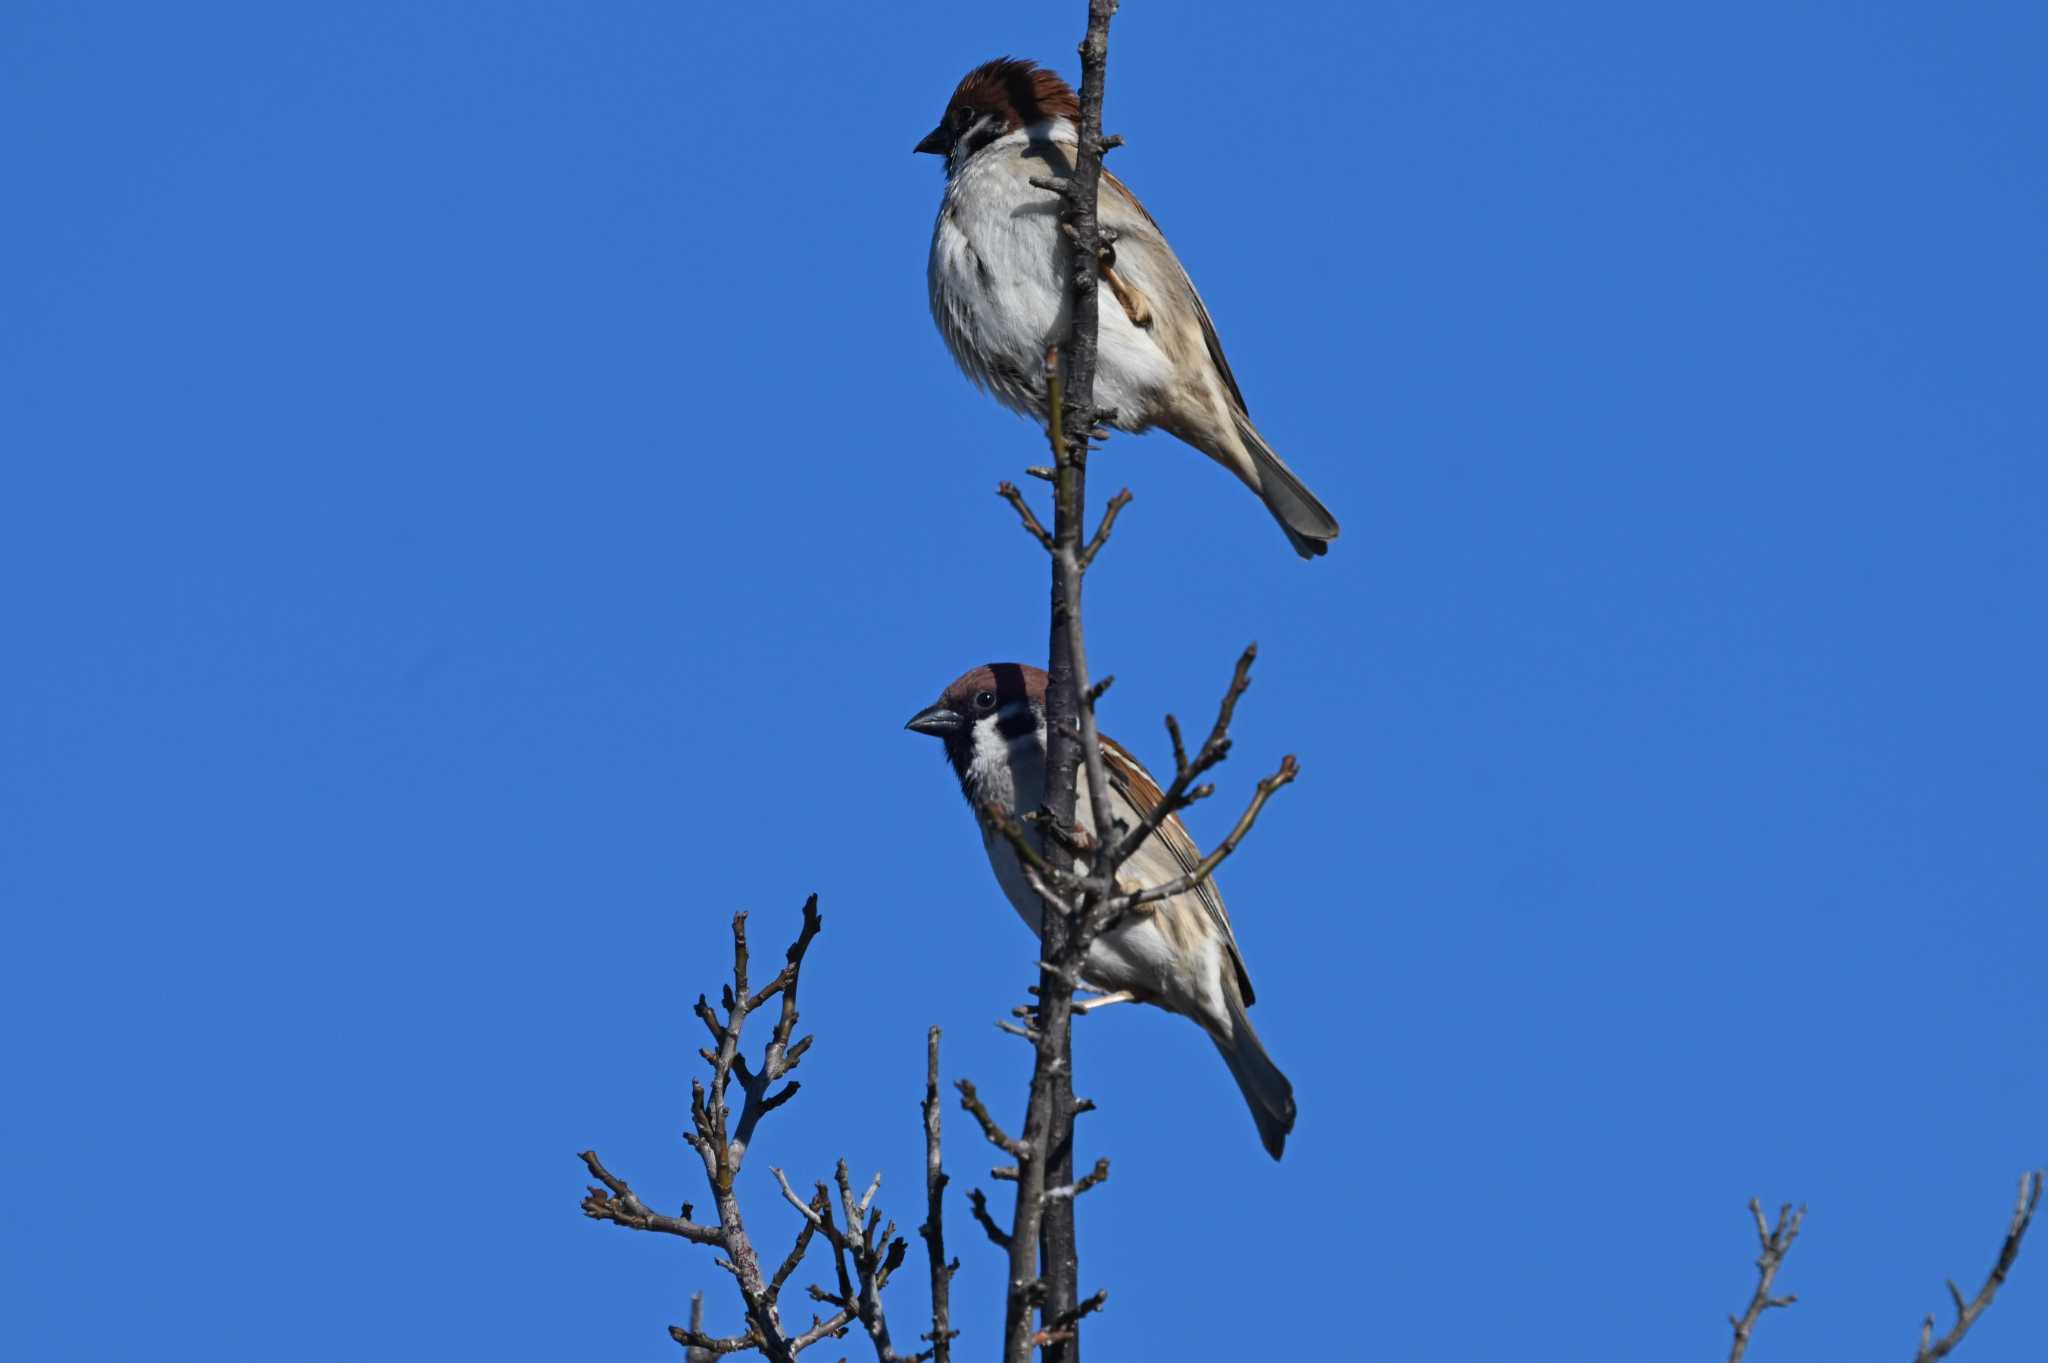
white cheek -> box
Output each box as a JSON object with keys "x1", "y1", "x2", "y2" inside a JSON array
[
  {"x1": 963, "y1": 715, "x2": 1047, "y2": 815},
  {"x1": 966, "y1": 719, "x2": 1012, "y2": 797}
]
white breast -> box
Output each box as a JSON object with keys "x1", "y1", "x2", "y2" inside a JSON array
[{"x1": 928, "y1": 123, "x2": 1177, "y2": 427}]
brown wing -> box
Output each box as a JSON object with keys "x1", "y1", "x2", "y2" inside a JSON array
[
  {"x1": 1098, "y1": 733, "x2": 1257, "y2": 1005},
  {"x1": 1101, "y1": 168, "x2": 1251, "y2": 417}
]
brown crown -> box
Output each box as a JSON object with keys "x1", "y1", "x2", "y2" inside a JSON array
[
  {"x1": 937, "y1": 662, "x2": 1048, "y2": 714},
  {"x1": 948, "y1": 58, "x2": 1081, "y2": 130}
]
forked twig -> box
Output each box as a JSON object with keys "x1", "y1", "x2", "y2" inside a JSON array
[
  {"x1": 1725, "y1": 1199, "x2": 1804, "y2": 1363},
  {"x1": 1914, "y1": 1171, "x2": 2043, "y2": 1362},
  {"x1": 1111, "y1": 755, "x2": 1299, "y2": 912},
  {"x1": 1100, "y1": 644, "x2": 1263, "y2": 876}
]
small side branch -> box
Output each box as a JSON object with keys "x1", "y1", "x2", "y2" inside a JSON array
[
  {"x1": 1043, "y1": 1289, "x2": 1108, "y2": 1338},
  {"x1": 996, "y1": 482, "x2": 1054, "y2": 553},
  {"x1": 967, "y1": 1187, "x2": 1013, "y2": 1251},
  {"x1": 670, "y1": 1324, "x2": 764, "y2": 1357},
  {"x1": 769, "y1": 1190, "x2": 830, "y2": 1304},
  {"x1": 957, "y1": 1079, "x2": 1025, "y2": 1158},
  {"x1": 1914, "y1": 1170, "x2": 2043, "y2": 1363},
  {"x1": 1078, "y1": 488, "x2": 1132, "y2": 568},
  {"x1": 1725, "y1": 1199, "x2": 1804, "y2": 1363},
  {"x1": 977, "y1": 803, "x2": 1064, "y2": 892},
  {"x1": 1045, "y1": 1158, "x2": 1110, "y2": 1203},
  {"x1": 579, "y1": 1150, "x2": 725, "y2": 1244}
]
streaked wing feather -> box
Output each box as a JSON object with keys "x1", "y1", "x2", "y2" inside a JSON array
[
  {"x1": 1098, "y1": 734, "x2": 1256, "y2": 1005},
  {"x1": 1101, "y1": 169, "x2": 1250, "y2": 417}
]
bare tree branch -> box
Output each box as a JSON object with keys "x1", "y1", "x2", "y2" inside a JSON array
[
  {"x1": 1725, "y1": 1199, "x2": 1804, "y2": 1363},
  {"x1": 786, "y1": 1309, "x2": 860, "y2": 1355},
  {"x1": 670, "y1": 1324, "x2": 764, "y2": 1357},
  {"x1": 580, "y1": 1150, "x2": 726, "y2": 1244},
  {"x1": 1914, "y1": 1170, "x2": 2043, "y2": 1362},
  {"x1": 918, "y1": 1029, "x2": 959, "y2": 1363},
  {"x1": 770, "y1": 1162, "x2": 921, "y2": 1363},
  {"x1": 579, "y1": 897, "x2": 877, "y2": 1362}
]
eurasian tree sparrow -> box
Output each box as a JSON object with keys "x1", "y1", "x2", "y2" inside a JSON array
[
  {"x1": 917, "y1": 58, "x2": 1341, "y2": 560},
  {"x1": 906, "y1": 662, "x2": 1296, "y2": 1158}
]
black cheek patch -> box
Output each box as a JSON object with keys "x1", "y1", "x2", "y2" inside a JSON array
[
  {"x1": 960, "y1": 121, "x2": 1005, "y2": 162},
  {"x1": 995, "y1": 706, "x2": 1038, "y2": 741}
]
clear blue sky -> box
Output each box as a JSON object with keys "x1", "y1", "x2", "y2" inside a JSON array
[{"x1": 4, "y1": 2, "x2": 2043, "y2": 1358}]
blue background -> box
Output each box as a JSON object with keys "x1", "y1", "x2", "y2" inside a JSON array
[{"x1": 4, "y1": 2, "x2": 2043, "y2": 1358}]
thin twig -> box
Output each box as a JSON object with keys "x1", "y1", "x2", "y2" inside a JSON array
[
  {"x1": 578, "y1": 1150, "x2": 726, "y2": 1244},
  {"x1": 670, "y1": 1324, "x2": 763, "y2": 1356},
  {"x1": 1914, "y1": 1171, "x2": 2043, "y2": 1362},
  {"x1": 1110, "y1": 755, "x2": 1299, "y2": 912},
  {"x1": 977, "y1": 802, "x2": 1065, "y2": 889},
  {"x1": 996, "y1": 481, "x2": 1054, "y2": 552},
  {"x1": 1045, "y1": 1159, "x2": 1111, "y2": 1203},
  {"x1": 786, "y1": 1309, "x2": 857, "y2": 1354},
  {"x1": 956, "y1": 1079, "x2": 1025, "y2": 1158},
  {"x1": 1725, "y1": 1199, "x2": 1804, "y2": 1363},
  {"x1": 1079, "y1": 488, "x2": 1132, "y2": 568},
  {"x1": 772, "y1": 1164, "x2": 919, "y2": 1363},
  {"x1": 968, "y1": 1188, "x2": 1013, "y2": 1251},
  {"x1": 1046, "y1": 1289, "x2": 1108, "y2": 1334},
  {"x1": 769, "y1": 1191, "x2": 830, "y2": 1304},
  {"x1": 1099, "y1": 644, "x2": 1260, "y2": 877}
]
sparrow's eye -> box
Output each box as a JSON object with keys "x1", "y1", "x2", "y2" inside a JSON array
[
  {"x1": 973, "y1": 689, "x2": 997, "y2": 711},
  {"x1": 953, "y1": 106, "x2": 978, "y2": 128}
]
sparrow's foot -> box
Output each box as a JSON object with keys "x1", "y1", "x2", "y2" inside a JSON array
[
  {"x1": 1101, "y1": 262, "x2": 1152, "y2": 329},
  {"x1": 1073, "y1": 990, "x2": 1138, "y2": 1015},
  {"x1": 1024, "y1": 809, "x2": 1096, "y2": 856}
]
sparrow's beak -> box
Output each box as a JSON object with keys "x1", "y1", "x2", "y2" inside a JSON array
[
  {"x1": 913, "y1": 125, "x2": 949, "y2": 156},
  {"x1": 904, "y1": 702, "x2": 963, "y2": 736}
]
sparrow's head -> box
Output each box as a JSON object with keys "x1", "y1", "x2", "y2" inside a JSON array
[
  {"x1": 905, "y1": 662, "x2": 1048, "y2": 790},
  {"x1": 914, "y1": 58, "x2": 1080, "y2": 171}
]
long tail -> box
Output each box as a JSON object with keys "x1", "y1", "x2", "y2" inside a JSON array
[
  {"x1": 1234, "y1": 413, "x2": 1340, "y2": 560},
  {"x1": 1212, "y1": 992, "x2": 1297, "y2": 1159}
]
